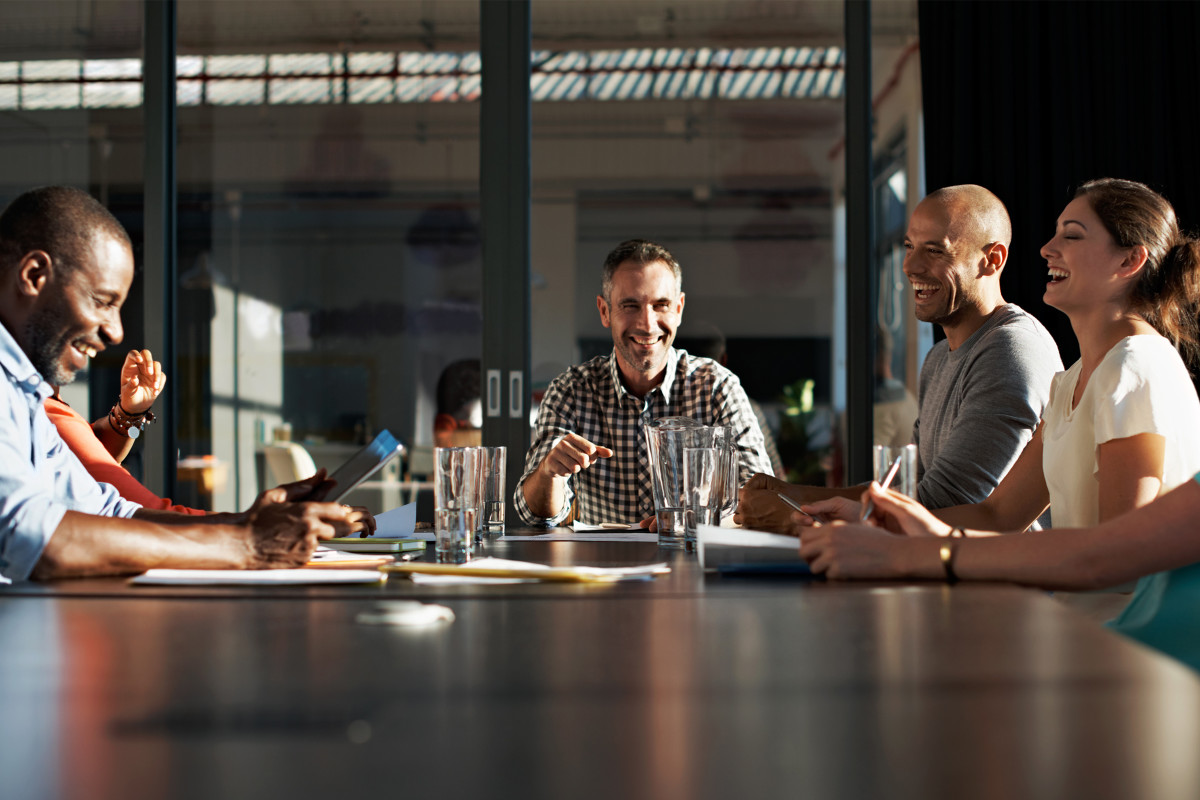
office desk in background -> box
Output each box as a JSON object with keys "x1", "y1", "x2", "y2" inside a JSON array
[
  {"x1": 2, "y1": 538, "x2": 1199, "y2": 800},
  {"x1": 253, "y1": 441, "x2": 432, "y2": 513}
]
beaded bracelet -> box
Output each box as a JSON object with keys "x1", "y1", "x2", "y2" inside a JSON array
[{"x1": 108, "y1": 403, "x2": 156, "y2": 440}]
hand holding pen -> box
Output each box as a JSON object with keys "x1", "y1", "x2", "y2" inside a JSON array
[
  {"x1": 859, "y1": 455, "x2": 904, "y2": 522},
  {"x1": 777, "y1": 455, "x2": 902, "y2": 532},
  {"x1": 777, "y1": 492, "x2": 831, "y2": 526}
]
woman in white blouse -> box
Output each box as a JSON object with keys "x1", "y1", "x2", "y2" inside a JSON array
[
  {"x1": 805, "y1": 178, "x2": 1200, "y2": 537},
  {"x1": 797, "y1": 180, "x2": 1200, "y2": 662}
]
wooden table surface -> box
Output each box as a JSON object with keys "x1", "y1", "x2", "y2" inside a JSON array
[{"x1": 3, "y1": 535, "x2": 1199, "y2": 800}]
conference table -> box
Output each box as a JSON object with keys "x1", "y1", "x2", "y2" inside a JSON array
[{"x1": 3, "y1": 532, "x2": 1200, "y2": 800}]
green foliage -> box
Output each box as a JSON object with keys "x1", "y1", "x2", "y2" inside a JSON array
[{"x1": 776, "y1": 378, "x2": 827, "y2": 484}]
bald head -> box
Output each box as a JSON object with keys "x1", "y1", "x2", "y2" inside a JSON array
[
  {"x1": 903, "y1": 184, "x2": 1010, "y2": 347},
  {"x1": 922, "y1": 184, "x2": 1012, "y2": 252}
]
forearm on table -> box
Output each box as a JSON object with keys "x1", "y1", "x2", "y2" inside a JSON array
[
  {"x1": 32, "y1": 510, "x2": 247, "y2": 579},
  {"x1": 942, "y1": 530, "x2": 1129, "y2": 590},
  {"x1": 134, "y1": 508, "x2": 246, "y2": 526},
  {"x1": 923, "y1": 481, "x2": 1200, "y2": 589},
  {"x1": 886, "y1": 531, "x2": 1105, "y2": 588}
]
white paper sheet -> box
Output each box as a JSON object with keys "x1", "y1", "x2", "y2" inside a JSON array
[
  {"x1": 402, "y1": 556, "x2": 668, "y2": 584},
  {"x1": 130, "y1": 568, "x2": 385, "y2": 586},
  {"x1": 309, "y1": 547, "x2": 393, "y2": 564},
  {"x1": 571, "y1": 521, "x2": 644, "y2": 531},
  {"x1": 372, "y1": 502, "x2": 430, "y2": 539}
]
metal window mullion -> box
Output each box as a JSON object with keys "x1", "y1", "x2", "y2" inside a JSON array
[
  {"x1": 844, "y1": 0, "x2": 874, "y2": 484},
  {"x1": 142, "y1": 0, "x2": 178, "y2": 498},
  {"x1": 480, "y1": 0, "x2": 531, "y2": 522}
]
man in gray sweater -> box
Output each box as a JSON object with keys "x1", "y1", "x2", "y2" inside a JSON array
[{"x1": 737, "y1": 184, "x2": 1063, "y2": 532}]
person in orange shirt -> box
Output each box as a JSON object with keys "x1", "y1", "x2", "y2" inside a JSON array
[
  {"x1": 44, "y1": 348, "x2": 204, "y2": 514},
  {"x1": 47, "y1": 347, "x2": 375, "y2": 532}
]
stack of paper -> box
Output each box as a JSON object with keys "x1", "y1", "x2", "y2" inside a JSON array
[{"x1": 696, "y1": 525, "x2": 812, "y2": 575}]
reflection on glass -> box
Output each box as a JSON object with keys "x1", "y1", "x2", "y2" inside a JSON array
[
  {"x1": 532, "y1": 3, "x2": 862, "y2": 485},
  {"x1": 175, "y1": 1, "x2": 482, "y2": 512}
]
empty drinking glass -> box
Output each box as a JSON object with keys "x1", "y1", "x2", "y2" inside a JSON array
[
  {"x1": 478, "y1": 446, "x2": 507, "y2": 536},
  {"x1": 684, "y1": 447, "x2": 720, "y2": 546},
  {"x1": 434, "y1": 446, "x2": 481, "y2": 563}
]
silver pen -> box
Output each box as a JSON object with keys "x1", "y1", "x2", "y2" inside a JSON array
[{"x1": 776, "y1": 492, "x2": 830, "y2": 525}]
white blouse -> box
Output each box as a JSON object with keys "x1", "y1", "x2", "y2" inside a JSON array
[{"x1": 1042, "y1": 335, "x2": 1200, "y2": 528}]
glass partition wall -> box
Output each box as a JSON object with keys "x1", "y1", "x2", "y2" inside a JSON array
[
  {"x1": 174, "y1": 2, "x2": 482, "y2": 510},
  {"x1": 0, "y1": 0, "x2": 146, "y2": 473},
  {"x1": 530, "y1": 1, "x2": 921, "y2": 486},
  {"x1": 528, "y1": 1, "x2": 845, "y2": 484},
  {"x1": 0, "y1": 0, "x2": 921, "y2": 514}
]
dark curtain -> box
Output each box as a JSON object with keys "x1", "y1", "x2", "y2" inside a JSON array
[{"x1": 918, "y1": 0, "x2": 1200, "y2": 367}]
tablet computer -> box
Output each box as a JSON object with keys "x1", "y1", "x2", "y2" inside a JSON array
[{"x1": 321, "y1": 430, "x2": 405, "y2": 502}]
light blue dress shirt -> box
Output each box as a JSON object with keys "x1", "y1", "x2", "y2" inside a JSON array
[{"x1": 0, "y1": 322, "x2": 140, "y2": 582}]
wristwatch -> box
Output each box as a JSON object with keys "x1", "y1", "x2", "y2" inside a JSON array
[{"x1": 108, "y1": 403, "x2": 156, "y2": 440}]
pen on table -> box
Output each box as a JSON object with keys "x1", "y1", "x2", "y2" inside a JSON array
[
  {"x1": 860, "y1": 455, "x2": 903, "y2": 522},
  {"x1": 776, "y1": 492, "x2": 830, "y2": 525}
]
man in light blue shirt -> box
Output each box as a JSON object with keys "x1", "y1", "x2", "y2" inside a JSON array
[{"x1": 0, "y1": 186, "x2": 355, "y2": 582}]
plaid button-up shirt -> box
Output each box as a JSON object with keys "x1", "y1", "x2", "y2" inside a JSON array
[{"x1": 514, "y1": 348, "x2": 773, "y2": 526}]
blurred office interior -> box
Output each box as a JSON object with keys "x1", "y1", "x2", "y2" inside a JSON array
[{"x1": 0, "y1": 0, "x2": 926, "y2": 511}]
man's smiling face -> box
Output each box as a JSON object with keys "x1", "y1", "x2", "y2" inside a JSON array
[
  {"x1": 24, "y1": 233, "x2": 131, "y2": 386},
  {"x1": 598, "y1": 259, "x2": 684, "y2": 393},
  {"x1": 902, "y1": 198, "x2": 985, "y2": 328}
]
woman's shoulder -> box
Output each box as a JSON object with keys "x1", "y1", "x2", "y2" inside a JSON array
[
  {"x1": 1101, "y1": 334, "x2": 1187, "y2": 373},
  {"x1": 1095, "y1": 335, "x2": 1193, "y2": 397}
]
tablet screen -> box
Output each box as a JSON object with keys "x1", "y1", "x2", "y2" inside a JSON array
[{"x1": 323, "y1": 430, "x2": 405, "y2": 502}]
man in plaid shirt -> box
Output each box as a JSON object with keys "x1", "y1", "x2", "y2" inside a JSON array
[{"x1": 515, "y1": 239, "x2": 773, "y2": 527}]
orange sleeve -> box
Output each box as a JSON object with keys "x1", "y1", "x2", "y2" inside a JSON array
[{"x1": 45, "y1": 398, "x2": 207, "y2": 516}]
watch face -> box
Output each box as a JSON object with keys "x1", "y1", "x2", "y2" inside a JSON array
[{"x1": 127, "y1": 425, "x2": 140, "y2": 440}]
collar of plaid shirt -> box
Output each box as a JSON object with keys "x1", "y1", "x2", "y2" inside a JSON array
[{"x1": 607, "y1": 347, "x2": 680, "y2": 404}]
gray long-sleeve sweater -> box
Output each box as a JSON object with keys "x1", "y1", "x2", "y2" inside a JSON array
[{"x1": 914, "y1": 304, "x2": 1063, "y2": 509}]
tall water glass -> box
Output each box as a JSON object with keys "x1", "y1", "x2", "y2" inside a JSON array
[
  {"x1": 709, "y1": 426, "x2": 739, "y2": 519},
  {"x1": 467, "y1": 446, "x2": 487, "y2": 545},
  {"x1": 873, "y1": 443, "x2": 918, "y2": 498},
  {"x1": 683, "y1": 447, "x2": 719, "y2": 547},
  {"x1": 434, "y1": 446, "x2": 480, "y2": 563},
  {"x1": 645, "y1": 419, "x2": 703, "y2": 548},
  {"x1": 478, "y1": 446, "x2": 507, "y2": 535}
]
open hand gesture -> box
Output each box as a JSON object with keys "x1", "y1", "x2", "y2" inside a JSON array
[{"x1": 119, "y1": 349, "x2": 166, "y2": 415}]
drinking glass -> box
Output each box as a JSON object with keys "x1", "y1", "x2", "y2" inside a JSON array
[
  {"x1": 872, "y1": 444, "x2": 918, "y2": 498},
  {"x1": 478, "y1": 446, "x2": 507, "y2": 535},
  {"x1": 434, "y1": 446, "x2": 480, "y2": 562},
  {"x1": 684, "y1": 447, "x2": 720, "y2": 547}
]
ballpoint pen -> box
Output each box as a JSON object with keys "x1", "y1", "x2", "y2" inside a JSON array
[
  {"x1": 860, "y1": 455, "x2": 904, "y2": 521},
  {"x1": 776, "y1": 492, "x2": 830, "y2": 525}
]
